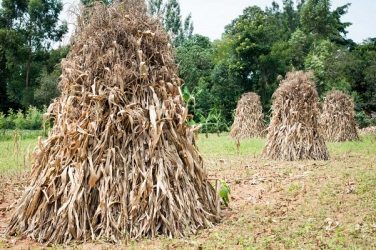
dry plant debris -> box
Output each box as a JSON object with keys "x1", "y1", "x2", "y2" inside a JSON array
[
  {"x1": 230, "y1": 92, "x2": 266, "y2": 139},
  {"x1": 359, "y1": 126, "x2": 376, "y2": 136},
  {"x1": 319, "y1": 90, "x2": 359, "y2": 142},
  {"x1": 262, "y1": 71, "x2": 329, "y2": 161},
  {"x1": 7, "y1": 1, "x2": 219, "y2": 244}
]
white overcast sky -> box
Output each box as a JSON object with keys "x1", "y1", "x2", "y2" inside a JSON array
[{"x1": 60, "y1": 0, "x2": 376, "y2": 45}]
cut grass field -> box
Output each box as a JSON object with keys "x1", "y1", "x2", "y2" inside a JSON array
[{"x1": 0, "y1": 133, "x2": 375, "y2": 249}]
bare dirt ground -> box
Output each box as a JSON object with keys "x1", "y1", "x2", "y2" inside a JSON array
[{"x1": 1, "y1": 146, "x2": 376, "y2": 249}]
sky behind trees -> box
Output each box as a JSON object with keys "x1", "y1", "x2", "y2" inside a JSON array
[
  {"x1": 178, "y1": 0, "x2": 376, "y2": 43},
  {"x1": 60, "y1": 0, "x2": 375, "y2": 44}
]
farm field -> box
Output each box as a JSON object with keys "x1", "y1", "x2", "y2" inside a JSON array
[{"x1": 0, "y1": 133, "x2": 375, "y2": 249}]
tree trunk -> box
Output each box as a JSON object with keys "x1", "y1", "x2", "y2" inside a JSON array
[{"x1": 25, "y1": 51, "x2": 32, "y2": 88}]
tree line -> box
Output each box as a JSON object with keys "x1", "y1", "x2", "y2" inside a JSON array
[
  {"x1": 176, "y1": 0, "x2": 376, "y2": 129},
  {"x1": 0, "y1": 0, "x2": 375, "y2": 130}
]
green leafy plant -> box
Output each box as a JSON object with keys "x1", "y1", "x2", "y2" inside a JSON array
[
  {"x1": 0, "y1": 112, "x2": 6, "y2": 130},
  {"x1": 356, "y1": 111, "x2": 376, "y2": 129},
  {"x1": 5, "y1": 109, "x2": 17, "y2": 129},
  {"x1": 14, "y1": 110, "x2": 26, "y2": 129},
  {"x1": 0, "y1": 107, "x2": 45, "y2": 131},
  {"x1": 198, "y1": 108, "x2": 229, "y2": 136},
  {"x1": 219, "y1": 180, "x2": 231, "y2": 207},
  {"x1": 24, "y1": 106, "x2": 43, "y2": 130}
]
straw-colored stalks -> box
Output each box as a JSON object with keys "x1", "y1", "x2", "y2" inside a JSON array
[
  {"x1": 319, "y1": 90, "x2": 359, "y2": 142},
  {"x1": 7, "y1": 2, "x2": 219, "y2": 244},
  {"x1": 230, "y1": 92, "x2": 265, "y2": 139},
  {"x1": 359, "y1": 126, "x2": 376, "y2": 137},
  {"x1": 262, "y1": 71, "x2": 329, "y2": 161},
  {"x1": 12, "y1": 130, "x2": 20, "y2": 157}
]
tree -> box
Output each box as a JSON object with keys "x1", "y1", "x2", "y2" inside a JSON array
[
  {"x1": 283, "y1": 0, "x2": 299, "y2": 33},
  {"x1": 34, "y1": 68, "x2": 60, "y2": 106},
  {"x1": 218, "y1": 6, "x2": 287, "y2": 111},
  {"x1": 148, "y1": 0, "x2": 193, "y2": 46},
  {"x1": 148, "y1": 0, "x2": 164, "y2": 16},
  {"x1": 300, "y1": 0, "x2": 351, "y2": 44},
  {"x1": 34, "y1": 46, "x2": 69, "y2": 107},
  {"x1": 288, "y1": 28, "x2": 311, "y2": 68},
  {"x1": 305, "y1": 40, "x2": 351, "y2": 93},
  {"x1": 348, "y1": 39, "x2": 376, "y2": 112},
  {"x1": 176, "y1": 35, "x2": 215, "y2": 120},
  {"x1": 0, "y1": 0, "x2": 67, "y2": 108},
  {"x1": 176, "y1": 35, "x2": 213, "y2": 91}
]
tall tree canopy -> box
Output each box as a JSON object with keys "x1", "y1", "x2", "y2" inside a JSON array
[
  {"x1": 0, "y1": 0, "x2": 375, "y2": 129},
  {"x1": 173, "y1": 0, "x2": 375, "y2": 127},
  {"x1": 0, "y1": 0, "x2": 67, "y2": 110},
  {"x1": 148, "y1": 0, "x2": 193, "y2": 46}
]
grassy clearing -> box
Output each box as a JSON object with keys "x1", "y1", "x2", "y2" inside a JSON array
[
  {"x1": 0, "y1": 138, "x2": 37, "y2": 175},
  {"x1": 197, "y1": 133, "x2": 265, "y2": 157},
  {"x1": 194, "y1": 134, "x2": 376, "y2": 249},
  {"x1": 0, "y1": 133, "x2": 375, "y2": 249},
  {"x1": 0, "y1": 129, "x2": 45, "y2": 141},
  {"x1": 198, "y1": 133, "x2": 376, "y2": 157},
  {"x1": 327, "y1": 135, "x2": 376, "y2": 156}
]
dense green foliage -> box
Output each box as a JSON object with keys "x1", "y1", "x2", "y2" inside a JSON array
[
  {"x1": 0, "y1": 106, "x2": 45, "y2": 130},
  {"x1": 0, "y1": 0, "x2": 68, "y2": 112},
  {"x1": 0, "y1": 0, "x2": 375, "y2": 129},
  {"x1": 148, "y1": 0, "x2": 193, "y2": 46},
  {"x1": 176, "y1": 0, "x2": 376, "y2": 128}
]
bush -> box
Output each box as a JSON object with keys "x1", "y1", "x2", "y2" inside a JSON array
[
  {"x1": 0, "y1": 112, "x2": 6, "y2": 130},
  {"x1": 197, "y1": 108, "x2": 229, "y2": 134},
  {"x1": 24, "y1": 106, "x2": 43, "y2": 130},
  {"x1": 5, "y1": 109, "x2": 17, "y2": 129},
  {"x1": 356, "y1": 111, "x2": 376, "y2": 129},
  {"x1": 0, "y1": 106, "x2": 44, "y2": 130},
  {"x1": 14, "y1": 110, "x2": 27, "y2": 129},
  {"x1": 34, "y1": 69, "x2": 60, "y2": 107}
]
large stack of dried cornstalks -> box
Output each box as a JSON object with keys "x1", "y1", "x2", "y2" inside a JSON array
[
  {"x1": 7, "y1": 2, "x2": 219, "y2": 244},
  {"x1": 230, "y1": 92, "x2": 265, "y2": 139},
  {"x1": 262, "y1": 71, "x2": 329, "y2": 161},
  {"x1": 319, "y1": 90, "x2": 359, "y2": 142}
]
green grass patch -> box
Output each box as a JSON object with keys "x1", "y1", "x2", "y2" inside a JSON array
[
  {"x1": 0, "y1": 129, "x2": 45, "y2": 141},
  {"x1": 327, "y1": 135, "x2": 376, "y2": 156},
  {"x1": 0, "y1": 138, "x2": 37, "y2": 174},
  {"x1": 197, "y1": 134, "x2": 376, "y2": 157},
  {"x1": 197, "y1": 133, "x2": 265, "y2": 157}
]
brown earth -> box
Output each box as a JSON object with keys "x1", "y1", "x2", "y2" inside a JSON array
[{"x1": 1, "y1": 152, "x2": 376, "y2": 249}]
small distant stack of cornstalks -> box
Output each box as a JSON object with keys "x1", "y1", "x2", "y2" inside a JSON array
[
  {"x1": 230, "y1": 92, "x2": 266, "y2": 139},
  {"x1": 262, "y1": 71, "x2": 329, "y2": 161},
  {"x1": 319, "y1": 90, "x2": 359, "y2": 142}
]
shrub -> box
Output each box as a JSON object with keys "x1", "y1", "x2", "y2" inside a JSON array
[
  {"x1": 356, "y1": 111, "x2": 376, "y2": 129},
  {"x1": 0, "y1": 112, "x2": 6, "y2": 130},
  {"x1": 13, "y1": 110, "x2": 26, "y2": 129},
  {"x1": 24, "y1": 106, "x2": 43, "y2": 130},
  {"x1": 0, "y1": 107, "x2": 44, "y2": 130},
  {"x1": 5, "y1": 109, "x2": 16, "y2": 129}
]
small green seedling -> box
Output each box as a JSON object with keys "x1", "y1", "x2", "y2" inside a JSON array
[{"x1": 219, "y1": 180, "x2": 231, "y2": 207}]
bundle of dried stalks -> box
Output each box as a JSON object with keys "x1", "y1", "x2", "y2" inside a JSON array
[
  {"x1": 7, "y1": 2, "x2": 219, "y2": 244},
  {"x1": 230, "y1": 92, "x2": 265, "y2": 139},
  {"x1": 319, "y1": 90, "x2": 359, "y2": 142},
  {"x1": 359, "y1": 126, "x2": 376, "y2": 136},
  {"x1": 262, "y1": 71, "x2": 329, "y2": 161}
]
